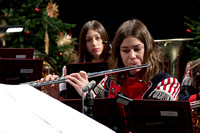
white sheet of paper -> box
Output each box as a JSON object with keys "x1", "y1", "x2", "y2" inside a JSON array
[{"x1": 0, "y1": 83, "x2": 115, "y2": 133}]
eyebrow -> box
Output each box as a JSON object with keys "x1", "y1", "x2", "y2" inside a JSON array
[
  {"x1": 86, "y1": 33, "x2": 101, "y2": 38},
  {"x1": 121, "y1": 44, "x2": 142, "y2": 48}
]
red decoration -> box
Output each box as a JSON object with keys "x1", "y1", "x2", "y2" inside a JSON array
[
  {"x1": 35, "y1": 8, "x2": 39, "y2": 12},
  {"x1": 69, "y1": 28, "x2": 72, "y2": 36},
  {"x1": 187, "y1": 28, "x2": 191, "y2": 33},
  {"x1": 48, "y1": 14, "x2": 52, "y2": 17},
  {"x1": 60, "y1": 32, "x2": 63, "y2": 36},
  {"x1": 25, "y1": 31, "x2": 30, "y2": 35},
  {"x1": 58, "y1": 52, "x2": 62, "y2": 56}
]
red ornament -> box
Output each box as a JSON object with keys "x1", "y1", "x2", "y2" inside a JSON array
[
  {"x1": 35, "y1": 8, "x2": 39, "y2": 12},
  {"x1": 69, "y1": 28, "x2": 72, "y2": 36},
  {"x1": 25, "y1": 31, "x2": 30, "y2": 35},
  {"x1": 58, "y1": 52, "x2": 62, "y2": 56},
  {"x1": 186, "y1": 28, "x2": 191, "y2": 33},
  {"x1": 4, "y1": 14, "x2": 7, "y2": 18}
]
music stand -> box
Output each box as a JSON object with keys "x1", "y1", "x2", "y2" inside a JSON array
[
  {"x1": 61, "y1": 98, "x2": 127, "y2": 132},
  {"x1": 0, "y1": 58, "x2": 43, "y2": 85},
  {"x1": 123, "y1": 99, "x2": 194, "y2": 133},
  {"x1": 0, "y1": 48, "x2": 34, "y2": 59},
  {"x1": 65, "y1": 61, "x2": 108, "y2": 99}
]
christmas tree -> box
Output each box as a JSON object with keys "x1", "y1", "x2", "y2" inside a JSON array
[
  {"x1": 184, "y1": 16, "x2": 200, "y2": 61},
  {"x1": 0, "y1": 0, "x2": 78, "y2": 76}
]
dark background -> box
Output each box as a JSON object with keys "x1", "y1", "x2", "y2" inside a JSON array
[
  {"x1": 55, "y1": 0, "x2": 200, "y2": 81},
  {"x1": 55, "y1": 0, "x2": 200, "y2": 40}
]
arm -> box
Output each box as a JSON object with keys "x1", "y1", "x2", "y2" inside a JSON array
[{"x1": 148, "y1": 77, "x2": 180, "y2": 101}]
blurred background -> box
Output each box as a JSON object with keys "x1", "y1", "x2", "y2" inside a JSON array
[{"x1": 0, "y1": 0, "x2": 200, "y2": 82}]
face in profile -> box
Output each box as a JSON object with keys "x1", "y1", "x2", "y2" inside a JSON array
[
  {"x1": 120, "y1": 36, "x2": 145, "y2": 75},
  {"x1": 86, "y1": 29, "x2": 104, "y2": 61}
]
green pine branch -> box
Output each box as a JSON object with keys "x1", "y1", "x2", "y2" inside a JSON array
[
  {"x1": 184, "y1": 16, "x2": 200, "y2": 61},
  {"x1": 0, "y1": 0, "x2": 77, "y2": 76}
]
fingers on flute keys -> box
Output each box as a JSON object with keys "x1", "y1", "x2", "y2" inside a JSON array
[
  {"x1": 41, "y1": 74, "x2": 60, "y2": 100},
  {"x1": 39, "y1": 74, "x2": 59, "y2": 86}
]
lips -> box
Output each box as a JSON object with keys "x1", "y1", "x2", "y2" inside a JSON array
[
  {"x1": 129, "y1": 63, "x2": 139, "y2": 67},
  {"x1": 93, "y1": 48, "x2": 99, "y2": 52}
]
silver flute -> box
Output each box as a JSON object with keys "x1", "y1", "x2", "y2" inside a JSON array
[{"x1": 27, "y1": 64, "x2": 150, "y2": 88}]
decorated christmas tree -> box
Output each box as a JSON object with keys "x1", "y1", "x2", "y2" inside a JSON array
[
  {"x1": 0, "y1": 0, "x2": 78, "y2": 76},
  {"x1": 184, "y1": 16, "x2": 200, "y2": 61}
]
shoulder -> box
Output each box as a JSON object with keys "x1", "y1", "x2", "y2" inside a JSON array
[
  {"x1": 151, "y1": 72, "x2": 179, "y2": 88},
  {"x1": 151, "y1": 72, "x2": 172, "y2": 81},
  {"x1": 150, "y1": 72, "x2": 174, "y2": 87}
]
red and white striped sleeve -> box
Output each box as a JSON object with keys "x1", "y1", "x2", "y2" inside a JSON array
[
  {"x1": 149, "y1": 77, "x2": 180, "y2": 101},
  {"x1": 97, "y1": 75, "x2": 109, "y2": 89},
  {"x1": 93, "y1": 75, "x2": 109, "y2": 97}
]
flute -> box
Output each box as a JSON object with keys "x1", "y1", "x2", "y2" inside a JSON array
[{"x1": 26, "y1": 64, "x2": 150, "y2": 88}]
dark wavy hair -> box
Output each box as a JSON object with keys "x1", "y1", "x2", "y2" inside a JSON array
[
  {"x1": 189, "y1": 58, "x2": 200, "y2": 89},
  {"x1": 109, "y1": 19, "x2": 164, "y2": 83},
  {"x1": 77, "y1": 20, "x2": 111, "y2": 62}
]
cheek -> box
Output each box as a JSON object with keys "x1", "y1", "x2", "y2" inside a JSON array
[
  {"x1": 86, "y1": 44, "x2": 92, "y2": 52},
  {"x1": 120, "y1": 52, "x2": 127, "y2": 65},
  {"x1": 100, "y1": 44, "x2": 104, "y2": 52},
  {"x1": 138, "y1": 50, "x2": 145, "y2": 63}
]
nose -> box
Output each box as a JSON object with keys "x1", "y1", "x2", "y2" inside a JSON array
[
  {"x1": 92, "y1": 38, "x2": 98, "y2": 45},
  {"x1": 130, "y1": 49, "x2": 136, "y2": 60}
]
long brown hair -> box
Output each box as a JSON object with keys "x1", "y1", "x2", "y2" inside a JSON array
[
  {"x1": 109, "y1": 19, "x2": 164, "y2": 83},
  {"x1": 189, "y1": 58, "x2": 200, "y2": 89},
  {"x1": 77, "y1": 20, "x2": 111, "y2": 62}
]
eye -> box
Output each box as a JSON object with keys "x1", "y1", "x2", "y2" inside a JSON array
[
  {"x1": 134, "y1": 45, "x2": 143, "y2": 52},
  {"x1": 86, "y1": 38, "x2": 92, "y2": 43},
  {"x1": 95, "y1": 36, "x2": 101, "y2": 41},
  {"x1": 134, "y1": 47, "x2": 141, "y2": 52},
  {"x1": 122, "y1": 49, "x2": 130, "y2": 53}
]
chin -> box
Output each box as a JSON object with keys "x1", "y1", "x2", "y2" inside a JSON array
[
  {"x1": 130, "y1": 69, "x2": 141, "y2": 75},
  {"x1": 129, "y1": 70, "x2": 136, "y2": 75}
]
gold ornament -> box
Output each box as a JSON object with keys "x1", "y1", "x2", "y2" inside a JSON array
[
  {"x1": 0, "y1": 20, "x2": 7, "y2": 47},
  {"x1": 45, "y1": 29, "x2": 49, "y2": 55},
  {"x1": 192, "y1": 109, "x2": 200, "y2": 132},
  {"x1": 0, "y1": 33, "x2": 6, "y2": 47},
  {"x1": 63, "y1": 48, "x2": 78, "y2": 63},
  {"x1": 46, "y1": 1, "x2": 59, "y2": 18},
  {"x1": 56, "y1": 32, "x2": 72, "y2": 46}
]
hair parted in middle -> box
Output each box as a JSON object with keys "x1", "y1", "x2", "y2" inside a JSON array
[{"x1": 109, "y1": 19, "x2": 164, "y2": 83}]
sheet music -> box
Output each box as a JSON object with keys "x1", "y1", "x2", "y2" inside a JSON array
[{"x1": 0, "y1": 83, "x2": 115, "y2": 133}]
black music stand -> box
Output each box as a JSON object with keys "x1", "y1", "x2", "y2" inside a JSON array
[
  {"x1": 61, "y1": 98, "x2": 127, "y2": 132},
  {"x1": 123, "y1": 99, "x2": 194, "y2": 133},
  {"x1": 0, "y1": 58, "x2": 43, "y2": 85},
  {"x1": 0, "y1": 48, "x2": 34, "y2": 59},
  {"x1": 65, "y1": 61, "x2": 108, "y2": 99}
]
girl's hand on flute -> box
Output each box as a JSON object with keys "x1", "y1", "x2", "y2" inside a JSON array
[
  {"x1": 39, "y1": 74, "x2": 60, "y2": 100},
  {"x1": 66, "y1": 71, "x2": 89, "y2": 97}
]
